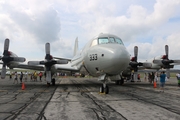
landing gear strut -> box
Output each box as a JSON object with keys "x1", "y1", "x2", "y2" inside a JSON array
[{"x1": 99, "y1": 80, "x2": 109, "y2": 94}]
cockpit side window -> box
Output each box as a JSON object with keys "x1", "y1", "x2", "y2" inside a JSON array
[
  {"x1": 115, "y1": 38, "x2": 124, "y2": 45},
  {"x1": 109, "y1": 37, "x2": 115, "y2": 43},
  {"x1": 98, "y1": 37, "x2": 109, "y2": 44},
  {"x1": 91, "y1": 39, "x2": 98, "y2": 47}
]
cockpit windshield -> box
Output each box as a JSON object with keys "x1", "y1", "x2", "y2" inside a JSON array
[
  {"x1": 109, "y1": 37, "x2": 115, "y2": 43},
  {"x1": 98, "y1": 38, "x2": 109, "y2": 44},
  {"x1": 98, "y1": 37, "x2": 124, "y2": 45},
  {"x1": 115, "y1": 38, "x2": 124, "y2": 45}
]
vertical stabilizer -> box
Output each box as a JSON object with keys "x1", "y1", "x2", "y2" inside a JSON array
[{"x1": 73, "y1": 37, "x2": 78, "y2": 56}]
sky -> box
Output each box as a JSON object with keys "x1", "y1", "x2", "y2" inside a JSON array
[{"x1": 0, "y1": 0, "x2": 180, "y2": 67}]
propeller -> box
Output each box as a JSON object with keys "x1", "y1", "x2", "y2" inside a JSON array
[
  {"x1": 28, "y1": 43, "x2": 68, "y2": 82},
  {"x1": 129, "y1": 46, "x2": 153, "y2": 80},
  {"x1": 129, "y1": 46, "x2": 143, "y2": 81},
  {"x1": 129, "y1": 46, "x2": 143, "y2": 71},
  {"x1": 153, "y1": 45, "x2": 180, "y2": 78},
  {"x1": 0, "y1": 39, "x2": 26, "y2": 79}
]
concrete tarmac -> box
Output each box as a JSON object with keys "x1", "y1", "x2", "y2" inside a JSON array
[{"x1": 0, "y1": 77, "x2": 180, "y2": 120}]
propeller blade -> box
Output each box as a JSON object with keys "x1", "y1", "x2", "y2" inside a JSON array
[
  {"x1": 28, "y1": 61, "x2": 41, "y2": 65},
  {"x1": 45, "y1": 43, "x2": 50, "y2": 55},
  {"x1": 3, "y1": 39, "x2": 10, "y2": 56},
  {"x1": 134, "y1": 46, "x2": 138, "y2": 61},
  {"x1": 46, "y1": 71, "x2": 51, "y2": 82},
  {"x1": 1, "y1": 65, "x2": 6, "y2": 79},
  {"x1": 4, "y1": 39, "x2": 9, "y2": 51},
  {"x1": 165, "y1": 45, "x2": 168, "y2": 59},
  {"x1": 13, "y1": 57, "x2": 26, "y2": 62},
  {"x1": 56, "y1": 60, "x2": 68, "y2": 64},
  {"x1": 166, "y1": 69, "x2": 170, "y2": 78}
]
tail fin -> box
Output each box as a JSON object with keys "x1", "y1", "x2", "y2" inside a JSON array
[{"x1": 73, "y1": 37, "x2": 78, "y2": 56}]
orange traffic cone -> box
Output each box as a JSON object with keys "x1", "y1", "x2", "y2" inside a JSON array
[
  {"x1": 22, "y1": 82, "x2": 25, "y2": 90},
  {"x1": 154, "y1": 81, "x2": 157, "y2": 88}
]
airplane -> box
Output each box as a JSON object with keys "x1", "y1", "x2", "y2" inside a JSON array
[
  {"x1": 33, "y1": 33, "x2": 172, "y2": 93},
  {"x1": 1, "y1": 34, "x2": 180, "y2": 94}
]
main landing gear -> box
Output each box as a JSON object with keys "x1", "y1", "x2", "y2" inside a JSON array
[
  {"x1": 115, "y1": 78, "x2": 124, "y2": 85},
  {"x1": 47, "y1": 78, "x2": 56, "y2": 86}
]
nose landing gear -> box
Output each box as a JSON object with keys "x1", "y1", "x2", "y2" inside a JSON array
[
  {"x1": 99, "y1": 75, "x2": 109, "y2": 94},
  {"x1": 99, "y1": 79, "x2": 109, "y2": 94}
]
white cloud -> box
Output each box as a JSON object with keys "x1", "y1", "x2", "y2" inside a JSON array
[{"x1": 0, "y1": 0, "x2": 180, "y2": 66}]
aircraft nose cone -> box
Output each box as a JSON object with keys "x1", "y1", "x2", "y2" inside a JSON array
[{"x1": 99, "y1": 44, "x2": 130, "y2": 74}]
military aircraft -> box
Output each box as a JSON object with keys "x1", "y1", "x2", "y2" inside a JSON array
[{"x1": 1, "y1": 33, "x2": 180, "y2": 94}]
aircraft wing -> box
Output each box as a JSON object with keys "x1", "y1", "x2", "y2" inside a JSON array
[
  {"x1": 13, "y1": 63, "x2": 44, "y2": 71},
  {"x1": 138, "y1": 68, "x2": 180, "y2": 73},
  {"x1": 55, "y1": 63, "x2": 80, "y2": 72},
  {"x1": 53, "y1": 57, "x2": 72, "y2": 61}
]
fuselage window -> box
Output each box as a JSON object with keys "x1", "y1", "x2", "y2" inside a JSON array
[
  {"x1": 98, "y1": 37, "x2": 109, "y2": 44},
  {"x1": 91, "y1": 39, "x2": 98, "y2": 47},
  {"x1": 115, "y1": 38, "x2": 124, "y2": 45},
  {"x1": 109, "y1": 37, "x2": 115, "y2": 43}
]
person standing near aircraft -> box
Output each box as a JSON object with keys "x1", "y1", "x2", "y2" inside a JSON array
[
  {"x1": 137, "y1": 74, "x2": 141, "y2": 81},
  {"x1": 177, "y1": 73, "x2": 180, "y2": 87},
  {"x1": 148, "y1": 73, "x2": 152, "y2": 83},
  {"x1": 144, "y1": 73, "x2": 147, "y2": 81},
  {"x1": 9, "y1": 72, "x2": 12, "y2": 80},
  {"x1": 20, "y1": 72, "x2": 23, "y2": 83},
  {"x1": 33, "y1": 71, "x2": 38, "y2": 82},
  {"x1": 39, "y1": 72, "x2": 43, "y2": 82},
  {"x1": 159, "y1": 71, "x2": 166, "y2": 92},
  {"x1": 154, "y1": 72, "x2": 158, "y2": 82},
  {"x1": 151, "y1": 72, "x2": 155, "y2": 83},
  {"x1": 13, "y1": 71, "x2": 18, "y2": 84}
]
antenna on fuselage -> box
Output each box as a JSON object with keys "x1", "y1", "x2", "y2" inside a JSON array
[{"x1": 73, "y1": 37, "x2": 78, "y2": 56}]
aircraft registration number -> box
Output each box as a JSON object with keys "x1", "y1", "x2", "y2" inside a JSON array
[{"x1": 89, "y1": 54, "x2": 97, "y2": 61}]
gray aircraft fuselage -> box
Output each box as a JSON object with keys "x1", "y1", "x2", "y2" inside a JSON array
[{"x1": 69, "y1": 33, "x2": 130, "y2": 77}]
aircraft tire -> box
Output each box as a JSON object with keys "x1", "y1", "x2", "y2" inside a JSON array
[
  {"x1": 119, "y1": 79, "x2": 124, "y2": 85},
  {"x1": 100, "y1": 85, "x2": 104, "y2": 93},
  {"x1": 105, "y1": 86, "x2": 109, "y2": 94},
  {"x1": 47, "y1": 82, "x2": 50, "y2": 86},
  {"x1": 52, "y1": 78, "x2": 55, "y2": 86},
  {"x1": 115, "y1": 80, "x2": 120, "y2": 85}
]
